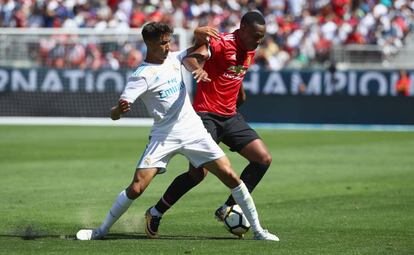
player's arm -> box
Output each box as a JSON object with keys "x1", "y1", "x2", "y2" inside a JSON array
[
  {"x1": 111, "y1": 76, "x2": 147, "y2": 120},
  {"x1": 183, "y1": 44, "x2": 210, "y2": 82},
  {"x1": 237, "y1": 86, "x2": 246, "y2": 108}
]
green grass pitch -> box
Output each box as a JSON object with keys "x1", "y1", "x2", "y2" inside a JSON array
[{"x1": 0, "y1": 125, "x2": 413, "y2": 254}]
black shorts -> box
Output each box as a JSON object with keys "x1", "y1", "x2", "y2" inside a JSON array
[{"x1": 197, "y1": 112, "x2": 261, "y2": 152}]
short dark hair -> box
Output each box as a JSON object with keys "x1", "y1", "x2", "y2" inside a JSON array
[
  {"x1": 142, "y1": 22, "x2": 173, "y2": 42},
  {"x1": 241, "y1": 11, "x2": 265, "y2": 26}
]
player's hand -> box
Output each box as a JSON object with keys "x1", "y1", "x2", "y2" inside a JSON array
[
  {"x1": 118, "y1": 99, "x2": 131, "y2": 113},
  {"x1": 194, "y1": 26, "x2": 219, "y2": 45},
  {"x1": 110, "y1": 106, "x2": 121, "y2": 120},
  {"x1": 192, "y1": 68, "x2": 211, "y2": 83},
  {"x1": 110, "y1": 99, "x2": 130, "y2": 120}
]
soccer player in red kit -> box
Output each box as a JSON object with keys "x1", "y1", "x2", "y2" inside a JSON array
[{"x1": 145, "y1": 11, "x2": 275, "y2": 238}]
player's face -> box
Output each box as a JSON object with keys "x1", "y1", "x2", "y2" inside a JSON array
[
  {"x1": 240, "y1": 23, "x2": 266, "y2": 51},
  {"x1": 146, "y1": 33, "x2": 171, "y2": 63}
]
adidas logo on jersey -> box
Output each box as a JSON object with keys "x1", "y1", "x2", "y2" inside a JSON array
[{"x1": 223, "y1": 34, "x2": 235, "y2": 41}]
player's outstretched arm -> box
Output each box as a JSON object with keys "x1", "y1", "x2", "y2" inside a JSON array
[
  {"x1": 110, "y1": 99, "x2": 131, "y2": 120},
  {"x1": 183, "y1": 44, "x2": 210, "y2": 83}
]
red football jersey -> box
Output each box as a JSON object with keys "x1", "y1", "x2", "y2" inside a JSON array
[{"x1": 193, "y1": 30, "x2": 256, "y2": 116}]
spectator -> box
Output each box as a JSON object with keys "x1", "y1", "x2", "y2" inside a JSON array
[
  {"x1": 395, "y1": 70, "x2": 411, "y2": 96},
  {"x1": 1, "y1": 0, "x2": 413, "y2": 70}
]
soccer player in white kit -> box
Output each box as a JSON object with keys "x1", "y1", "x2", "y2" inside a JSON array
[{"x1": 76, "y1": 22, "x2": 278, "y2": 241}]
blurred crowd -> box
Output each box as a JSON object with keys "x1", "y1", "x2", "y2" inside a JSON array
[
  {"x1": 1, "y1": 0, "x2": 414, "y2": 70},
  {"x1": 35, "y1": 34, "x2": 146, "y2": 69}
]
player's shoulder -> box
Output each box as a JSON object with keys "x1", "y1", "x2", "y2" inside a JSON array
[
  {"x1": 209, "y1": 32, "x2": 236, "y2": 54},
  {"x1": 212, "y1": 32, "x2": 235, "y2": 44},
  {"x1": 130, "y1": 63, "x2": 155, "y2": 78},
  {"x1": 221, "y1": 32, "x2": 236, "y2": 42},
  {"x1": 213, "y1": 32, "x2": 237, "y2": 50},
  {"x1": 167, "y1": 50, "x2": 187, "y2": 62}
]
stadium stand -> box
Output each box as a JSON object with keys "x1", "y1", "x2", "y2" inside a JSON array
[{"x1": 1, "y1": 0, "x2": 413, "y2": 70}]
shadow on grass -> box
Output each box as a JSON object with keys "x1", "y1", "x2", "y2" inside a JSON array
[
  {"x1": 0, "y1": 233, "x2": 74, "y2": 240},
  {"x1": 0, "y1": 232, "x2": 239, "y2": 241},
  {"x1": 106, "y1": 233, "x2": 238, "y2": 240}
]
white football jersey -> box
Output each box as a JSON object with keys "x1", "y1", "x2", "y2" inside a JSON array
[{"x1": 120, "y1": 51, "x2": 206, "y2": 138}]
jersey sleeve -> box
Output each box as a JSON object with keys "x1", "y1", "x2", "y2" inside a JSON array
[{"x1": 120, "y1": 76, "x2": 148, "y2": 103}]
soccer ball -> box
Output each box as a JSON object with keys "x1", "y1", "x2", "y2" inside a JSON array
[{"x1": 223, "y1": 205, "x2": 251, "y2": 237}]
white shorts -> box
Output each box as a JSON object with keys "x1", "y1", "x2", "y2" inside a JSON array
[{"x1": 136, "y1": 132, "x2": 225, "y2": 174}]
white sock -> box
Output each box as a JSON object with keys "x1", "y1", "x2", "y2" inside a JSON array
[
  {"x1": 231, "y1": 182, "x2": 264, "y2": 233},
  {"x1": 150, "y1": 206, "x2": 163, "y2": 217},
  {"x1": 98, "y1": 190, "x2": 133, "y2": 234}
]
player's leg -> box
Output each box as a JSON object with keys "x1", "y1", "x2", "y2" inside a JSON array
[
  {"x1": 76, "y1": 167, "x2": 158, "y2": 240},
  {"x1": 151, "y1": 165, "x2": 207, "y2": 216},
  {"x1": 203, "y1": 156, "x2": 278, "y2": 241},
  {"x1": 217, "y1": 113, "x2": 272, "y2": 216},
  {"x1": 149, "y1": 113, "x2": 219, "y2": 219},
  {"x1": 77, "y1": 136, "x2": 175, "y2": 240},
  {"x1": 181, "y1": 132, "x2": 277, "y2": 241},
  {"x1": 145, "y1": 166, "x2": 206, "y2": 238},
  {"x1": 99, "y1": 168, "x2": 158, "y2": 233},
  {"x1": 223, "y1": 138, "x2": 272, "y2": 205},
  {"x1": 145, "y1": 165, "x2": 207, "y2": 238}
]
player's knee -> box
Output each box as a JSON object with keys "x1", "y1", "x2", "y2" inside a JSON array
[{"x1": 257, "y1": 153, "x2": 272, "y2": 166}]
